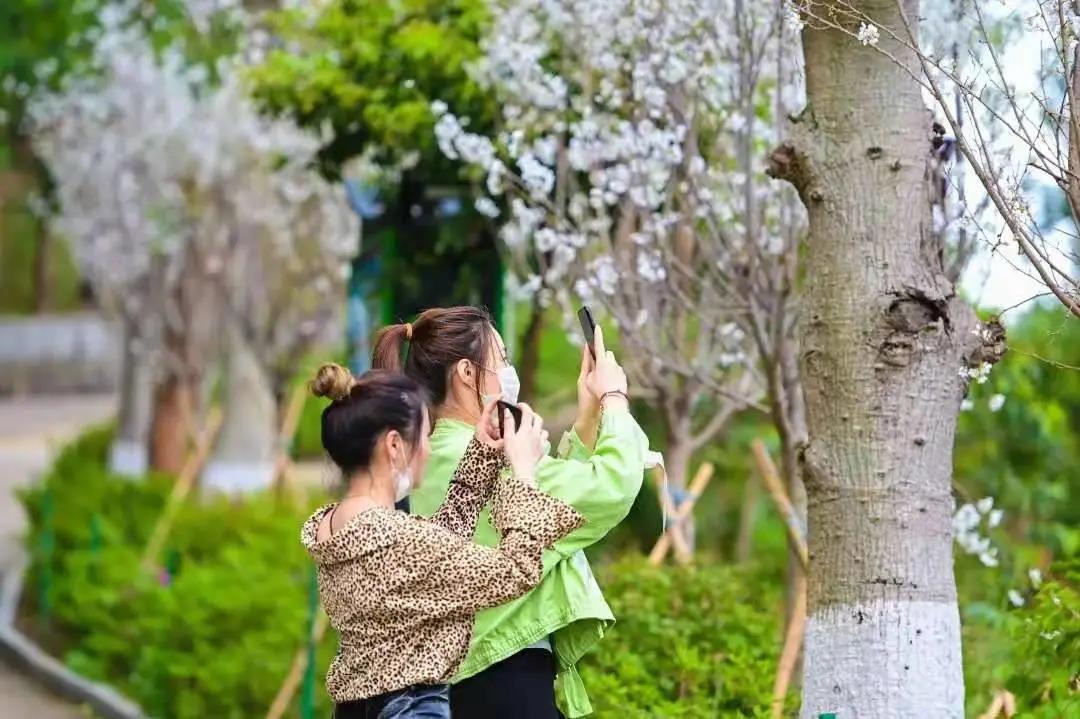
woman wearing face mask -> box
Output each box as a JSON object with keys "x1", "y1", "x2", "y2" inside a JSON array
[
  {"x1": 302, "y1": 363, "x2": 584, "y2": 719},
  {"x1": 371, "y1": 307, "x2": 648, "y2": 719}
]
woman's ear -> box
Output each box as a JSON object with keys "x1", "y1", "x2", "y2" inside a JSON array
[
  {"x1": 454, "y1": 358, "x2": 475, "y2": 388},
  {"x1": 384, "y1": 429, "x2": 403, "y2": 463}
]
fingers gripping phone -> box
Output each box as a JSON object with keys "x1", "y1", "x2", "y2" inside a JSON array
[
  {"x1": 578, "y1": 306, "x2": 597, "y2": 359},
  {"x1": 497, "y1": 400, "x2": 523, "y2": 438}
]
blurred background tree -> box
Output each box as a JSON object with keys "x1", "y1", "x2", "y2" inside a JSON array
[{"x1": 248, "y1": 0, "x2": 511, "y2": 357}]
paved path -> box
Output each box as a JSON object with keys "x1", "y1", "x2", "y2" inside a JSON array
[{"x1": 0, "y1": 393, "x2": 114, "y2": 718}]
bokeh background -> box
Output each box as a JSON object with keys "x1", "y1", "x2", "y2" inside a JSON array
[{"x1": 0, "y1": 1, "x2": 1076, "y2": 718}]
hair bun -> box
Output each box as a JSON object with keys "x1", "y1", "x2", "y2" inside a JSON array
[{"x1": 310, "y1": 363, "x2": 355, "y2": 402}]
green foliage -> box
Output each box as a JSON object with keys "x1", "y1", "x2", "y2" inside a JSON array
[
  {"x1": 961, "y1": 559, "x2": 1080, "y2": 718},
  {"x1": 248, "y1": 0, "x2": 493, "y2": 180},
  {"x1": 952, "y1": 305, "x2": 1080, "y2": 715},
  {"x1": 19, "y1": 426, "x2": 337, "y2": 719},
  {"x1": 579, "y1": 557, "x2": 784, "y2": 718},
  {"x1": 954, "y1": 305, "x2": 1080, "y2": 553}
]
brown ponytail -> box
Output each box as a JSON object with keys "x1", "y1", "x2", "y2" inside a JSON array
[
  {"x1": 372, "y1": 323, "x2": 412, "y2": 372},
  {"x1": 371, "y1": 307, "x2": 494, "y2": 407}
]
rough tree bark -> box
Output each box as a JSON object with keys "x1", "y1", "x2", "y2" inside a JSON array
[{"x1": 767, "y1": 2, "x2": 1005, "y2": 716}]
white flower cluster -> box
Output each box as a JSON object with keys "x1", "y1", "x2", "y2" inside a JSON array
[
  {"x1": 959, "y1": 362, "x2": 993, "y2": 384},
  {"x1": 952, "y1": 497, "x2": 1003, "y2": 567},
  {"x1": 857, "y1": 22, "x2": 880, "y2": 47},
  {"x1": 28, "y1": 6, "x2": 358, "y2": 365},
  {"x1": 434, "y1": 0, "x2": 782, "y2": 401}
]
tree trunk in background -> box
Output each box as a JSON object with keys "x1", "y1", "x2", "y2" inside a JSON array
[
  {"x1": 33, "y1": 232, "x2": 49, "y2": 312},
  {"x1": 517, "y1": 295, "x2": 545, "y2": 401},
  {"x1": 149, "y1": 373, "x2": 193, "y2": 474},
  {"x1": 109, "y1": 316, "x2": 152, "y2": 477},
  {"x1": 769, "y1": 1, "x2": 1004, "y2": 715},
  {"x1": 202, "y1": 323, "x2": 277, "y2": 492},
  {"x1": 775, "y1": 335, "x2": 809, "y2": 681},
  {"x1": 664, "y1": 419, "x2": 695, "y2": 554}
]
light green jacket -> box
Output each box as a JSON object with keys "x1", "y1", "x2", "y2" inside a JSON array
[{"x1": 410, "y1": 407, "x2": 647, "y2": 717}]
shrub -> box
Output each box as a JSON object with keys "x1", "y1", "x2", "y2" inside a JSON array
[
  {"x1": 18, "y1": 426, "x2": 337, "y2": 719},
  {"x1": 962, "y1": 558, "x2": 1080, "y2": 718},
  {"x1": 579, "y1": 556, "x2": 785, "y2": 718}
]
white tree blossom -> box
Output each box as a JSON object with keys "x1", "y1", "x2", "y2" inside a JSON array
[
  {"x1": 28, "y1": 8, "x2": 357, "y2": 382},
  {"x1": 27, "y1": 3, "x2": 358, "y2": 477},
  {"x1": 436, "y1": 0, "x2": 807, "y2": 522}
]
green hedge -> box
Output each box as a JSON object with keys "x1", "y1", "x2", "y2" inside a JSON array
[
  {"x1": 18, "y1": 425, "x2": 338, "y2": 719},
  {"x1": 580, "y1": 558, "x2": 784, "y2": 718}
]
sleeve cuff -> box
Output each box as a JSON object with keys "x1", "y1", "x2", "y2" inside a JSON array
[
  {"x1": 491, "y1": 479, "x2": 586, "y2": 548},
  {"x1": 451, "y1": 437, "x2": 508, "y2": 492},
  {"x1": 557, "y1": 427, "x2": 590, "y2": 460}
]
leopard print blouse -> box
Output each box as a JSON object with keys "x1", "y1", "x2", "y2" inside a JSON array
[{"x1": 300, "y1": 437, "x2": 585, "y2": 703}]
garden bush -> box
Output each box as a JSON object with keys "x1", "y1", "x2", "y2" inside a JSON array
[
  {"x1": 579, "y1": 557, "x2": 785, "y2": 718},
  {"x1": 18, "y1": 425, "x2": 338, "y2": 719}
]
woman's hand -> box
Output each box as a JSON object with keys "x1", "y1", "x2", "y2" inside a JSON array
[
  {"x1": 503, "y1": 402, "x2": 548, "y2": 485},
  {"x1": 585, "y1": 326, "x2": 629, "y2": 410},
  {"x1": 475, "y1": 399, "x2": 504, "y2": 449},
  {"x1": 573, "y1": 346, "x2": 601, "y2": 448}
]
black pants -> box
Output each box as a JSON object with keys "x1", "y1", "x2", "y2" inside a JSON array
[{"x1": 450, "y1": 649, "x2": 563, "y2": 719}]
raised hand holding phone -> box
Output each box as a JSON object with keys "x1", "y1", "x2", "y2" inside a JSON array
[
  {"x1": 585, "y1": 325, "x2": 628, "y2": 410},
  {"x1": 502, "y1": 403, "x2": 548, "y2": 485}
]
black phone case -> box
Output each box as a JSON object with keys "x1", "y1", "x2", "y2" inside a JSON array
[
  {"x1": 497, "y1": 401, "x2": 523, "y2": 436},
  {"x1": 578, "y1": 306, "x2": 596, "y2": 357}
]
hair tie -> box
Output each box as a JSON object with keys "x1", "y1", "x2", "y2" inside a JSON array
[{"x1": 404, "y1": 322, "x2": 414, "y2": 341}]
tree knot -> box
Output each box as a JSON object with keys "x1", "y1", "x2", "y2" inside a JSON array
[{"x1": 766, "y1": 141, "x2": 814, "y2": 198}]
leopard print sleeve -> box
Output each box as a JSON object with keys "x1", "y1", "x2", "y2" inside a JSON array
[
  {"x1": 488, "y1": 477, "x2": 586, "y2": 551},
  {"x1": 428, "y1": 436, "x2": 506, "y2": 538},
  {"x1": 413, "y1": 478, "x2": 585, "y2": 617}
]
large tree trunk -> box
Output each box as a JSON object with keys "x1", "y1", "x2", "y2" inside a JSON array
[
  {"x1": 768, "y1": 2, "x2": 1004, "y2": 715},
  {"x1": 202, "y1": 323, "x2": 277, "y2": 493},
  {"x1": 109, "y1": 316, "x2": 153, "y2": 477}
]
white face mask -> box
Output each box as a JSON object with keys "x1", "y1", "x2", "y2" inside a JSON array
[
  {"x1": 497, "y1": 365, "x2": 521, "y2": 404},
  {"x1": 391, "y1": 452, "x2": 413, "y2": 502},
  {"x1": 481, "y1": 364, "x2": 521, "y2": 406}
]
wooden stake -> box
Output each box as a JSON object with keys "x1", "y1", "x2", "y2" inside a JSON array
[
  {"x1": 265, "y1": 611, "x2": 329, "y2": 719},
  {"x1": 751, "y1": 440, "x2": 808, "y2": 570},
  {"x1": 139, "y1": 407, "x2": 223, "y2": 574},
  {"x1": 272, "y1": 383, "x2": 309, "y2": 497},
  {"x1": 648, "y1": 462, "x2": 714, "y2": 566},
  {"x1": 770, "y1": 569, "x2": 807, "y2": 718},
  {"x1": 977, "y1": 690, "x2": 1016, "y2": 719}
]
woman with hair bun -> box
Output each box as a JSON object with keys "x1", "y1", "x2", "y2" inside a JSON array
[{"x1": 301, "y1": 363, "x2": 584, "y2": 719}]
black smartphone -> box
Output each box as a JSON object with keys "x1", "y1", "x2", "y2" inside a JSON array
[
  {"x1": 497, "y1": 400, "x2": 523, "y2": 437},
  {"x1": 578, "y1": 306, "x2": 597, "y2": 359}
]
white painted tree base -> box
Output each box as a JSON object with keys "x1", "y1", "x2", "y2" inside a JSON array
[
  {"x1": 801, "y1": 599, "x2": 964, "y2": 719},
  {"x1": 108, "y1": 440, "x2": 147, "y2": 478},
  {"x1": 201, "y1": 460, "x2": 275, "y2": 493}
]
